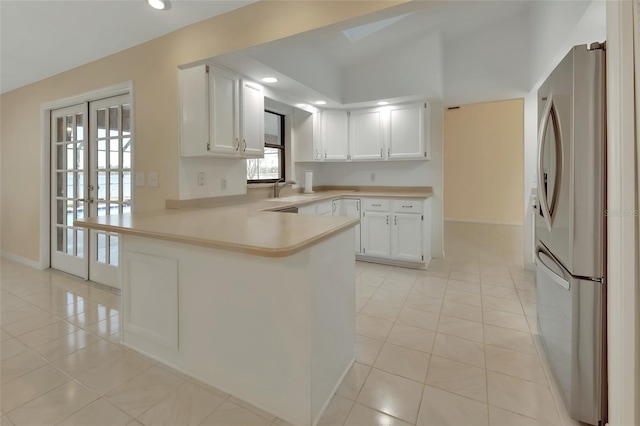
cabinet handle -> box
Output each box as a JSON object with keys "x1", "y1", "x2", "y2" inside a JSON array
[
  {"x1": 372, "y1": 203, "x2": 381, "y2": 207},
  {"x1": 324, "y1": 150, "x2": 327, "y2": 159},
  {"x1": 402, "y1": 205, "x2": 413, "y2": 208},
  {"x1": 235, "y1": 138, "x2": 240, "y2": 151},
  {"x1": 388, "y1": 148, "x2": 391, "y2": 157},
  {"x1": 380, "y1": 148, "x2": 383, "y2": 157},
  {"x1": 243, "y1": 139, "x2": 247, "y2": 152},
  {"x1": 394, "y1": 216, "x2": 397, "y2": 225},
  {"x1": 315, "y1": 149, "x2": 319, "y2": 159},
  {"x1": 386, "y1": 215, "x2": 389, "y2": 225}
]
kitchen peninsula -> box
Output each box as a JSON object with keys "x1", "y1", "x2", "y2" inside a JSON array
[{"x1": 76, "y1": 197, "x2": 359, "y2": 426}]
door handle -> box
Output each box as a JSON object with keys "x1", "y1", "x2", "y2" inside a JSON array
[
  {"x1": 535, "y1": 245, "x2": 570, "y2": 290},
  {"x1": 82, "y1": 198, "x2": 94, "y2": 204},
  {"x1": 537, "y1": 93, "x2": 563, "y2": 232}
]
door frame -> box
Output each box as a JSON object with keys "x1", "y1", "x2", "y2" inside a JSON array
[
  {"x1": 606, "y1": 1, "x2": 638, "y2": 425},
  {"x1": 39, "y1": 81, "x2": 134, "y2": 271}
]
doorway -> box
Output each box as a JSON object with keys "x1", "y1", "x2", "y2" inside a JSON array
[{"x1": 50, "y1": 93, "x2": 132, "y2": 288}]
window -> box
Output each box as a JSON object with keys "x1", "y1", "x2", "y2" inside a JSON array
[{"x1": 247, "y1": 111, "x2": 285, "y2": 183}]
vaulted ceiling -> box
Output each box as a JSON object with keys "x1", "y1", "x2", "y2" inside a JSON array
[{"x1": 0, "y1": 0, "x2": 256, "y2": 93}]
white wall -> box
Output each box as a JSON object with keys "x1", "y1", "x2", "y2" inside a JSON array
[
  {"x1": 443, "y1": 10, "x2": 530, "y2": 106},
  {"x1": 178, "y1": 157, "x2": 247, "y2": 200},
  {"x1": 343, "y1": 31, "x2": 443, "y2": 103},
  {"x1": 300, "y1": 103, "x2": 445, "y2": 258}
]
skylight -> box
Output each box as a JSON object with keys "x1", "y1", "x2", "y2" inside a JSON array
[{"x1": 342, "y1": 12, "x2": 414, "y2": 43}]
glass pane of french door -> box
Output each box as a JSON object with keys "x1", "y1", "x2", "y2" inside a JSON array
[
  {"x1": 88, "y1": 94, "x2": 132, "y2": 288},
  {"x1": 50, "y1": 104, "x2": 89, "y2": 278}
]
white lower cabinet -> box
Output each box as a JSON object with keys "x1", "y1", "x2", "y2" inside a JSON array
[
  {"x1": 361, "y1": 210, "x2": 391, "y2": 258},
  {"x1": 295, "y1": 196, "x2": 430, "y2": 266},
  {"x1": 333, "y1": 198, "x2": 361, "y2": 253},
  {"x1": 392, "y1": 213, "x2": 423, "y2": 262},
  {"x1": 361, "y1": 198, "x2": 428, "y2": 266}
]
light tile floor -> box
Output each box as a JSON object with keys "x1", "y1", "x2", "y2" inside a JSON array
[{"x1": 0, "y1": 222, "x2": 578, "y2": 426}]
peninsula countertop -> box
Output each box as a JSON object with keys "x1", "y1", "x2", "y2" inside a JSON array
[{"x1": 74, "y1": 189, "x2": 431, "y2": 257}]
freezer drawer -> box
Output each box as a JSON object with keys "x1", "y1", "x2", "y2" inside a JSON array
[{"x1": 535, "y1": 244, "x2": 606, "y2": 425}]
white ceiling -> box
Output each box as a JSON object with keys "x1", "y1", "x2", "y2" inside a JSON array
[
  {"x1": 213, "y1": 1, "x2": 534, "y2": 107},
  {"x1": 0, "y1": 0, "x2": 256, "y2": 93}
]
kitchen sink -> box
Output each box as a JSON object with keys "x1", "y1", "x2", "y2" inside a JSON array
[{"x1": 269, "y1": 195, "x2": 317, "y2": 202}]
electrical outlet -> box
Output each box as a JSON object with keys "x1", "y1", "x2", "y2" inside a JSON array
[
  {"x1": 197, "y1": 172, "x2": 205, "y2": 186},
  {"x1": 148, "y1": 172, "x2": 159, "y2": 188},
  {"x1": 220, "y1": 178, "x2": 227, "y2": 190},
  {"x1": 370, "y1": 173, "x2": 376, "y2": 182}
]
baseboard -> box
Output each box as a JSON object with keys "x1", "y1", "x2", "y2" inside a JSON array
[
  {"x1": 444, "y1": 218, "x2": 524, "y2": 226},
  {"x1": 1, "y1": 251, "x2": 44, "y2": 270}
]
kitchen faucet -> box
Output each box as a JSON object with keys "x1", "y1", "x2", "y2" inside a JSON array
[{"x1": 273, "y1": 178, "x2": 296, "y2": 198}]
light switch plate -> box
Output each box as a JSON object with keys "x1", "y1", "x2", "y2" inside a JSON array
[
  {"x1": 148, "y1": 172, "x2": 159, "y2": 187},
  {"x1": 135, "y1": 172, "x2": 145, "y2": 186}
]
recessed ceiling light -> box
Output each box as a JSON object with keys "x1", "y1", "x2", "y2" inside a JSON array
[
  {"x1": 314, "y1": 101, "x2": 327, "y2": 105},
  {"x1": 377, "y1": 101, "x2": 389, "y2": 106},
  {"x1": 147, "y1": 0, "x2": 170, "y2": 10},
  {"x1": 261, "y1": 77, "x2": 278, "y2": 83}
]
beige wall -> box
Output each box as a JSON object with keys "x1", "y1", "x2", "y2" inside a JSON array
[
  {"x1": 0, "y1": 1, "x2": 405, "y2": 263},
  {"x1": 444, "y1": 99, "x2": 524, "y2": 224}
]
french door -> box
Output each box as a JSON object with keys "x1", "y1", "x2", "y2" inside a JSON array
[{"x1": 50, "y1": 94, "x2": 132, "y2": 288}]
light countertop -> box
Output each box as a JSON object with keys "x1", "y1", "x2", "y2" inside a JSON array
[{"x1": 75, "y1": 189, "x2": 431, "y2": 257}]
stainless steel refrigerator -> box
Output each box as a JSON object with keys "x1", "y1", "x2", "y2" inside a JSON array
[{"x1": 535, "y1": 42, "x2": 607, "y2": 426}]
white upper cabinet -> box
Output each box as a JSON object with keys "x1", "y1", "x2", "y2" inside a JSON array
[
  {"x1": 179, "y1": 63, "x2": 264, "y2": 159},
  {"x1": 388, "y1": 103, "x2": 430, "y2": 160},
  {"x1": 240, "y1": 80, "x2": 265, "y2": 158},
  {"x1": 179, "y1": 64, "x2": 210, "y2": 157},
  {"x1": 303, "y1": 101, "x2": 430, "y2": 162},
  {"x1": 209, "y1": 66, "x2": 240, "y2": 155},
  {"x1": 321, "y1": 110, "x2": 349, "y2": 160},
  {"x1": 349, "y1": 109, "x2": 385, "y2": 161}
]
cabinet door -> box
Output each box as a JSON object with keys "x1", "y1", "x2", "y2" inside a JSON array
[
  {"x1": 341, "y1": 199, "x2": 362, "y2": 254},
  {"x1": 392, "y1": 213, "x2": 423, "y2": 262},
  {"x1": 362, "y1": 211, "x2": 390, "y2": 258},
  {"x1": 240, "y1": 80, "x2": 265, "y2": 158},
  {"x1": 209, "y1": 66, "x2": 240, "y2": 155},
  {"x1": 388, "y1": 103, "x2": 428, "y2": 159},
  {"x1": 179, "y1": 64, "x2": 209, "y2": 157},
  {"x1": 313, "y1": 111, "x2": 323, "y2": 161},
  {"x1": 349, "y1": 109, "x2": 385, "y2": 160},
  {"x1": 321, "y1": 110, "x2": 349, "y2": 160}
]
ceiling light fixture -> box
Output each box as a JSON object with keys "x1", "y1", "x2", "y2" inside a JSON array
[
  {"x1": 314, "y1": 101, "x2": 327, "y2": 105},
  {"x1": 261, "y1": 77, "x2": 279, "y2": 83},
  {"x1": 147, "y1": 0, "x2": 170, "y2": 10},
  {"x1": 377, "y1": 101, "x2": 389, "y2": 106}
]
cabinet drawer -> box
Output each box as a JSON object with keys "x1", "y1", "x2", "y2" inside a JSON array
[
  {"x1": 393, "y1": 200, "x2": 423, "y2": 214},
  {"x1": 362, "y1": 199, "x2": 390, "y2": 212},
  {"x1": 315, "y1": 200, "x2": 334, "y2": 216}
]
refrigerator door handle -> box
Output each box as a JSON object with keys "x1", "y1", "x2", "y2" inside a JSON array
[
  {"x1": 536, "y1": 246, "x2": 570, "y2": 291},
  {"x1": 537, "y1": 93, "x2": 563, "y2": 232}
]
